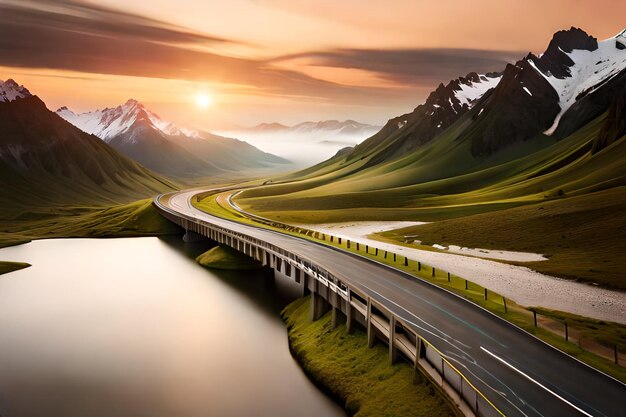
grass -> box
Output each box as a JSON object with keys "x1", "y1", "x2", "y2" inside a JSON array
[
  {"x1": 378, "y1": 187, "x2": 626, "y2": 290},
  {"x1": 193, "y1": 190, "x2": 626, "y2": 382},
  {"x1": 0, "y1": 261, "x2": 30, "y2": 276},
  {"x1": 230, "y1": 111, "x2": 626, "y2": 291},
  {"x1": 196, "y1": 245, "x2": 262, "y2": 270},
  {"x1": 0, "y1": 199, "x2": 181, "y2": 246},
  {"x1": 282, "y1": 297, "x2": 454, "y2": 417}
]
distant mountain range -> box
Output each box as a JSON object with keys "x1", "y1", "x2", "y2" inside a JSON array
[
  {"x1": 57, "y1": 100, "x2": 288, "y2": 178},
  {"x1": 0, "y1": 78, "x2": 174, "y2": 212},
  {"x1": 219, "y1": 119, "x2": 382, "y2": 167},
  {"x1": 248, "y1": 120, "x2": 381, "y2": 137}
]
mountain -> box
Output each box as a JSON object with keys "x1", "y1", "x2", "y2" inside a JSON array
[
  {"x1": 248, "y1": 119, "x2": 381, "y2": 137},
  {"x1": 219, "y1": 119, "x2": 382, "y2": 168},
  {"x1": 234, "y1": 28, "x2": 626, "y2": 289},
  {"x1": 57, "y1": 100, "x2": 288, "y2": 178},
  {"x1": 0, "y1": 78, "x2": 31, "y2": 102},
  {"x1": 0, "y1": 79, "x2": 174, "y2": 213},
  {"x1": 237, "y1": 27, "x2": 626, "y2": 217}
]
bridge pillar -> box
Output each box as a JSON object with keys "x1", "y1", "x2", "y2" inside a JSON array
[
  {"x1": 346, "y1": 300, "x2": 354, "y2": 334},
  {"x1": 331, "y1": 290, "x2": 340, "y2": 329},
  {"x1": 413, "y1": 338, "x2": 424, "y2": 384},
  {"x1": 310, "y1": 286, "x2": 330, "y2": 321},
  {"x1": 389, "y1": 316, "x2": 397, "y2": 365},
  {"x1": 183, "y1": 229, "x2": 205, "y2": 243},
  {"x1": 367, "y1": 297, "x2": 375, "y2": 348}
]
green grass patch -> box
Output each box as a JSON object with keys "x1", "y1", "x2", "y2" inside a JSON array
[
  {"x1": 0, "y1": 199, "x2": 181, "y2": 245},
  {"x1": 378, "y1": 187, "x2": 626, "y2": 290},
  {"x1": 196, "y1": 245, "x2": 262, "y2": 270},
  {"x1": 282, "y1": 297, "x2": 454, "y2": 417},
  {"x1": 0, "y1": 261, "x2": 30, "y2": 276}
]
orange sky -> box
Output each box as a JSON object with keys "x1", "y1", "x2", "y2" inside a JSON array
[{"x1": 0, "y1": 0, "x2": 624, "y2": 128}]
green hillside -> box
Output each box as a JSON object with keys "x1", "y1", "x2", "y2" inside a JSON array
[{"x1": 233, "y1": 101, "x2": 626, "y2": 288}]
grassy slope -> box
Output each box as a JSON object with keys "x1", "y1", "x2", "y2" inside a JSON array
[
  {"x1": 233, "y1": 109, "x2": 626, "y2": 289},
  {"x1": 282, "y1": 297, "x2": 453, "y2": 417},
  {"x1": 0, "y1": 261, "x2": 30, "y2": 275},
  {"x1": 196, "y1": 245, "x2": 262, "y2": 270},
  {"x1": 237, "y1": 113, "x2": 624, "y2": 222},
  {"x1": 0, "y1": 199, "x2": 181, "y2": 247},
  {"x1": 379, "y1": 187, "x2": 626, "y2": 290}
]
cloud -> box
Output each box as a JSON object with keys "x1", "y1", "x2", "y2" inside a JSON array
[
  {"x1": 0, "y1": 0, "x2": 522, "y2": 108},
  {"x1": 272, "y1": 48, "x2": 522, "y2": 86},
  {"x1": 0, "y1": 0, "x2": 395, "y2": 103}
]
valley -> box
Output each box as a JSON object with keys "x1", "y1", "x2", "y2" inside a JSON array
[{"x1": 1, "y1": 6, "x2": 625, "y2": 416}]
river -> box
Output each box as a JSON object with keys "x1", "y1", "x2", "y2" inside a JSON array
[{"x1": 0, "y1": 236, "x2": 344, "y2": 417}]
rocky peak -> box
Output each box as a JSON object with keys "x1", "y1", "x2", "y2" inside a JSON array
[
  {"x1": 0, "y1": 78, "x2": 33, "y2": 102},
  {"x1": 530, "y1": 27, "x2": 598, "y2": 78}
]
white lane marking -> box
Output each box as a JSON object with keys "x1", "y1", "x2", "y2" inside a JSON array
[{"x1": 480, "y1": 347, "x2": 594, "y2": 417}]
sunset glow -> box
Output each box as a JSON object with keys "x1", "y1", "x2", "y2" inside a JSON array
[
  {"x1": 1, "y1": 0, "x2": 624, "y2": 129},
  {"x1": 195, "y1": 93, "x2": 213, "y2": 109}
]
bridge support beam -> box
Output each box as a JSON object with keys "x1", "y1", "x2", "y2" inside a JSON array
[
  {"x1": 331, "y1": 290, "x2": 341, "y2": 329},
  {"x1": 346, "y1": 301, "x2": 354, "y2": 334},
  {"x1": 367, "y1": 297, "x2": 375, "y2": 348},
  {"x1": 413, "y1": 338, "x2": 424, "y2": 384},
  {"x1": 310, "y1": 289, "x2": 330, "y2": 321},
  {"x1": 389, "y1": 316, "x2": 397, "y2": 365}
]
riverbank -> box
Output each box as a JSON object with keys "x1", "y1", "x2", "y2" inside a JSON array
[
  {"x1": 0, "y1": 199, "x2": 181, "y2": 248},
  {"x1": 196, "y1": 245, "x2": 262, "y2": 270},
  {"x1": 0, "y1": 260, "x2": 30, "y2": 276},
  {"x1": 281, "y1": 297, "x2": 454, "y2": 417}
]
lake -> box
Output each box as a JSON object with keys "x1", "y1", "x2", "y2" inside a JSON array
[{"x1": 0, "y1": 236, "x2": 343, "y2": 417}]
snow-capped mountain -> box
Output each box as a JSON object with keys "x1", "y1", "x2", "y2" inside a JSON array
[
  {"x1": 56, "y1": 99, "x2": 200, "y2": 143},
  {"x1": 248, "y1": 119, "x2": 381, "y2": 137},
  {"x1": 348, "y1": 27, "x2": 626, "y2": 163},
  {"x1": 57, "y1": 100, "x2": 287, "y2": 178},
  {"x1": 353, "y1": 71, "x2": 502, "y2": 158},
  {"x1": 0, "y1": 80, "x2": 174, "y2": 208},
  {"x1": 527, "y1": 28, "x2": 626, "y2": 135},
  {"x1": 0, "y1": 78, "x2": 32, "y2": 102}
]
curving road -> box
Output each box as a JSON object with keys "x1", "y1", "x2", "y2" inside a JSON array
[{"x1": 161, "y1": 189, "x2": 625, "y2": 417}]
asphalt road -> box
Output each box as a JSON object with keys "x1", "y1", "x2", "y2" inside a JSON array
[{"x1": 160, "y1": 190, "x2": 625, "y2": 417}]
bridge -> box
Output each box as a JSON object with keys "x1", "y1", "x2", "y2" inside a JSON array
[{"x1": 154, "y1": 190, "x2": 625, "y2": 417}]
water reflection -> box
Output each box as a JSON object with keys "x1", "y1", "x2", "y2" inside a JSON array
[{"x1": 0, "y1": 237, "x2": 343, "y2": 417}]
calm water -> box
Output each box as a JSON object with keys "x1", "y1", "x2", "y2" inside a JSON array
[{"x1": 0, "y1": 237, "x2": 343, "y2": 417}]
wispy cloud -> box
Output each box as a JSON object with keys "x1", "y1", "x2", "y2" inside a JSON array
[
  {"x1": 271, "y1": 48, "x2": 521, "y2": 86},
  {"x1": 0, "y1": 0, "x2": 522, "y2": 110}
]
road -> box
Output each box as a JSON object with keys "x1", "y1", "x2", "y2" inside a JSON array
[{"x1": 161, "y1": 189, "x2": 625, "y2": 417}]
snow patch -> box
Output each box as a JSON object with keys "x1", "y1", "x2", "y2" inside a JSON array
[
  {"x1": 454, "y1": 74, "x2": 501, "y2": 107},
  {"x1": 56, "y1": 99, "x2": 201, "y2": 143},
  {"x1": 0, "y1": 79, "x2": 32, "y2": 102},
  {"x1": 530, "y1": 33, "x2": 626, "y2": 135}
]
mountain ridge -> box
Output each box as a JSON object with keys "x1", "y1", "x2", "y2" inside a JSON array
[
  {"x1": 57, "y1": 100, "x2": 288, "y2": 178},
  {"x1": 0, "y1": 88, "x2": 175, "y2": 212}
]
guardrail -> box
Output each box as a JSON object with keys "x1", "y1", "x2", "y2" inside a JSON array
[{"x1": 154, "y1": 194, "x2": 507, "y2": 417}]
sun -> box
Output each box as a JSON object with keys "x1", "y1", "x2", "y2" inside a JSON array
[{"x1": 195, "y1": 93, "x2": 213, "y2": 108}]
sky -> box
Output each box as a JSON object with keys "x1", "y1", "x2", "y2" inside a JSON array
[{"x1": 0, "y1": 0, "x2": 624, "y2": 129}]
